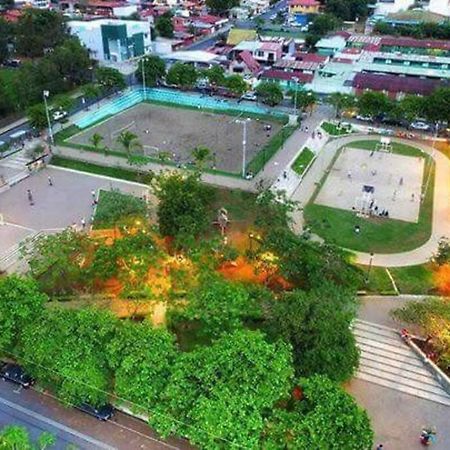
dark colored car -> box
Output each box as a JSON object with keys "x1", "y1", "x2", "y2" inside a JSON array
[
  {"x1": 0, "y1": 363, "x2": 35, "y2": 388},
  {"x1": 76, "y1": 403, "x2": 114, "y2": 421}
]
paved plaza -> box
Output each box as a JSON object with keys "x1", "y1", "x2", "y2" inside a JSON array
[
  {"x1": 69, "y1": 103, "x2": 282, "y2": 174},
  {"x1": 315, "y1": 147, "x2": 425, "y2": 223},
  {"x1": 0, "y1": 167, "x2": 150, "y2": 255}
]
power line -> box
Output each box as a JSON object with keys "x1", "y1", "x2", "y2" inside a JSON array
[{"x1": 0, "y1": 346, "x2": 248, "y2": 449}]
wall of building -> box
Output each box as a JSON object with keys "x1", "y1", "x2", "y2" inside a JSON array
[
  {"x1": 428, "y1": 0, "x2": 450, "y2": 17},
  {"x1": 374, "y1": 0, "x2": 415, "y2": 15}
]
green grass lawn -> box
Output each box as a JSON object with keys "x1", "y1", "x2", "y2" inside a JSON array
[
  {"x1": 304, "y1": 142, "x2": 435, "y2": 253},
  {"x1": 292, "y1": 147, "x2": 315, "y2": 176},
  {"x1": 357, "y1": 265, "x2": 396, "y2": 294},
  {"x1": 348, "y1": 140, "x2": 423, "y2": 157},
  {"x1": 321, "y1": 122, "x2": 352, "y2": 136},
  {"x1": 389, "y1": 264, "x2": 436, "y2": 295},
  {"x1": 247, "y1": 125, "x2": 297, "y2": 174}
]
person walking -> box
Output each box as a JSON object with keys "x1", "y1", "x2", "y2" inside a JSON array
[
  {"x1": 27, "y1": 189, "x2": 34, "y2": 206},
  {"x1": 81, "y1": 217, "x2": 86, "y2": 229},
  {"x1": 48, "y1": 176, "x2": 53, "y2": 186},
  {"x1": 376, "y1": 445, "x2": 384, "y2": 450}
]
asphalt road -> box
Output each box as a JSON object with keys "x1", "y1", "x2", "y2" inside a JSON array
[{"x1": 0, "y1": 381, "x2": 192, "y2": 449}]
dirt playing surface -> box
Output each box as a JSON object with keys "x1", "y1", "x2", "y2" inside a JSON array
[{"x1": 70, "y1": 103, "x2": 282, "y2": 173}]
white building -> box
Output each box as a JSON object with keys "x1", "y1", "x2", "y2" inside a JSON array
[
  {"x1": 373, "y1": 0, "x2": 415, "y2": 15},
  {"x1": 14, "y1": 0, "x2": 50, "y2": 9},
  {"x1": 428, "y1": 0, "x2": 450, "y2": 17},
  {"x1": 68, "y1": 19, "x2": 152, "y2": 63}
]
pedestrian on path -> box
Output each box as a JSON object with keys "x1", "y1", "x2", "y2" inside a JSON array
[
  {"x1": 81, "y1": 217, "x2": 86, "y2": 229},
  {"x1": 48, "y1": 176, "x2": 53, "y2": 186},
  {"x1": 27, "y1": 189, "x2": 34, "y2": 206},
  {"x1": 376, "y1": 445, "x2": 383, "y2": 450}
]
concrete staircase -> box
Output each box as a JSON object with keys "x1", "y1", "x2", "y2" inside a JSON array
[{"x1": 353, "y1": 319, "x2": 450, "y2": 407}]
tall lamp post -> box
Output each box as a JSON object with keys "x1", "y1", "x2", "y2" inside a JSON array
[
  {"x1": 42, "y1": 90, "x2": 54, "y2": 145},
  {"x1": 292, "y1": 76, "x2": 299, "y2": 116},
  {"x1": 141, "y1": 57, "x2": 147, "y2": 101},
  {"x1": 365, "y1": 252, "x2": 374, "y2": 284},
  {"x1": 236, "y1": 118, "x2": 251, "y2": 178}
]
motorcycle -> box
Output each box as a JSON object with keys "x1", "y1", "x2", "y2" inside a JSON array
[{"x1": 420, "y1": 427, "x2": 436, "y2": 446}]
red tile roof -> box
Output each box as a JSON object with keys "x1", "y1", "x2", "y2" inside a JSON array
[
  {"x1": 197, "y1": 14, "x2": 223, "y2": 24},
  {"x1": 261, "y1": 69, "x2": 313, "y2": 83},
  {"x1": 352, "y1": 73, "x2": 446, "y2": 95},
  {"x1": 295, "y1": 52, "x2": 328, "y2": 63},
  {"x1": 380, "y1": 37, "x2": 450, "y2": 51},
  {"x1": 239, "y1": 50, "x2": 261, "y2": 75},
  {"x1": 87, "y1": 1, "x2": 126, "y2": 8}
]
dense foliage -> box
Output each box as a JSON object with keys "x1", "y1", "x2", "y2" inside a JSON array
[
  {"x1": 256, "y1": 81, "x2": 284, "y2": 106},
  {"x1": 152, "y1": 172, "x2": 214, "y2": 245},
  {"x1": 155, "y1": 12, "x2": 174, "y2": 38},
  {"x1": 324, "y1": 0, "x2": 369, "y2": 21},
  {"x1": 137, "y1": 55, "x2": 166, "y2": 86},
  {"x1": 205, "y1": 0, "x2": 239, "y2": 14},
  {"x1": 166, "y1": 62, "x2": 198, "y2": 89},
  {"x1": 0, "y1": 425, "x2": 55, "y2": 450},
  {"x1": 374, "y1": 21, "x2": 450, "y2": 41}
]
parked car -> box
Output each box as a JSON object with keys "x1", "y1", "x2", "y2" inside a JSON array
[
  {"x1": 410, "y1": 120, "x2": 430, "y2": 131},
  {"x1": 0, "y1": 363, "x2": 35, "y2": 388},
  {"x1": 241, "y1": 91, "x2": 257, "y2": 101},
  {"x1": 52, "y1": 110, "x2": 68, "y2": 121},
  {"x1": 355, "y1": 115, "x2": 373, "y2": 122},
  {"x1": 76, "y1": 403, "x2": 114, "y2": 421}
]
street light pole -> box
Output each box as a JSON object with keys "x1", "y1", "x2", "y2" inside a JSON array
[
  {"x1": 292, "y1": 76, "x2": 299, "y2": 117},
  {"x1": 236, "y1": 118, "x2": 250, "y2": 178},
  {"x1": 42, "y1": 90, "x2": 54, "y2": 145},
  {"x1": 141, "y1": 57, "x2": 147, "y2": 100},
  {"x1": 365, "y1": 252, "x2": 374, "y2": 284}
]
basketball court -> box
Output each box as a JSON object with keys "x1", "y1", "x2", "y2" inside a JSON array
[{"x1": 315, "y1": 144, "x2": 425, "y2": 223}]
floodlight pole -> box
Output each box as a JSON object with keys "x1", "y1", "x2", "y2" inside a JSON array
[
  {"x1": 43, "y1": 90, "x2": 54, "y2": 145},
  {"x1": 292, "y1": 76, "x2": 299, "y2": 116},
  {"x1": 236, "y1": 119, "x2": 249, "y2": 178},
  {"x1": 141, "y1": 57, "x2": 146, "y2": 100}
]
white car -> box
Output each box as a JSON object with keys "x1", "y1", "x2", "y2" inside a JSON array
[
  {"x1": 410, "y1": 121, "x2": 430, "y2": 131},
  {"x1": 356, "y1": 115, "x2": 373, "y2": 122},
  {"x1": 52, "y1": 110, "x2": 67, "y2": 121},
  {"x1": 241, "y1": 92, "x2": 257, "y2": 101}
]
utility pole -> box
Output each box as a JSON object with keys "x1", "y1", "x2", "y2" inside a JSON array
[
  {"x1": 236, "y1": 118, "x2": 250, "y2": 178},
  {"x1": 292, "y1": 76, "x2": 299, "y2": 117},
  {"x1": 42, "y1": 90, "x2": 54, "y2": 145},
  {"x1": 141, "y1": 57, "x2": 146, "y2": 100}
]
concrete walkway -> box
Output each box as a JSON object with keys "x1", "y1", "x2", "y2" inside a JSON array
[{"x1": 289, "y1": 134, "x2": 450, "y2": 267}]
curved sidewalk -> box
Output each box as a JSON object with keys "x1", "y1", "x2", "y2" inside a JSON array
[{"x1": 292, "y1": 135, "x2": 450, "y2": 267}]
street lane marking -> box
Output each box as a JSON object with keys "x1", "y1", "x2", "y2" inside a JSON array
[{"x1": 0, "y1": 395, "x2": 116, "y2": 450}]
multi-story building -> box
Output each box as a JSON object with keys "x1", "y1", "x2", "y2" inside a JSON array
[
  {"x1": 288, "y1": 0, "x2": 320, "y2": 15},
  {"x1": 428, "y1": 0, "x2": 450, "y2": 17},
  {"x1": 68, "y1": 19, "x2": 152, "y2": 62}
]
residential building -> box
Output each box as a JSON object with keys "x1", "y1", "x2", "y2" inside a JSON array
[
  {"x1": 161, "y1": 50, "x2": 225, "y2": 69},
  {"x1": 315, "y1": 35, "x2": 347, "y2": 56},
  {"x1": 428, "y1": 0, "x2": 450, "y2": 17},
  {"x1": 230, "y1": 50, "x2": 262, "y2": 78},
  {"x1": 288, "y1": 0, "x2": 320, "y2": 15},
  {"x1": 352, "y1": 72, "x2": 448, "y2": 98},
  {"x1": 68, "y1": 19, "x2": 152, "y2": 62},
  {"x1": 14, "y1": 0, "x2": 49, "y2": 9},
  {"x1": 259, "y1": 69, "x2": 313, "y2": 90},
  {"x1": 373, "y1": 0, "x2": 415, "y2": 16},
  {"x1": 59, "y1": 1, "x2": 138, "y2": 19}
]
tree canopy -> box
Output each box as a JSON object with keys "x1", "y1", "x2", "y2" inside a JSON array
[
  {"x1": 166, "y1": 62, "x2": 198, "y2": 89},
  {"x1": 95, "y1": 67, "x2": 126, "y2": 92},
  {"x1": 149, "y1": 329, "x2": 294, "y2": 449},
  {"x1": 0, "y1": 276, "x2": 47, "y2": 354},
  {"x1": 155, "y1": 12, "x2": 174, "y2": 38},
  {"x1": 205, "y1": 0, "x2": 239, "y2": 14},
  {"x1": 0, "y1": 425, "x2": 56, "y2": 450},
  {"x1": 152, "y1": 172, "x2": 214, "y2": 245},
  {"x1": 137, "y1": 55, "x2": 166, "y2": 86},
  {"x1": 265, "y1": 284, "x2": 359, "y2": 381},
  {"x1": 256, "y1": 82, "x2": 284, "y2": 106}
]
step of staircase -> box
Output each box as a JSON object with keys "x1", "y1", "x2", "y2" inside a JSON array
[{"x1": 353, "y1": 319, "x2": 450, "y2": 406}]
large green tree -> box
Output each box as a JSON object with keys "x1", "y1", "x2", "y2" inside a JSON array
[
  {"x1": 325, "y1": 0, "x2": 369, "y2": 21},
  {"x1": 424, "y1": 87, "x2": 450, "y2": 124},
  {"x1": 95, "y1": 67, "x2": 126, "y2": 92},
  {"x1": 262, "y1": 376, "x2": 373, "y2": 450},
  {"x1": 166, "y1": 62, "x2": 198, "y2": 89},
  {"x1": 0, "y1": 276, "x2": 46, "y2": 354},
  {"x1": 26, "y1": 103, "x2": 48, "y2": 130},
  {"x1": 15, "y1": 9, "x2": 66, "y2": 58},
  {"x1": 0, "y1": 18, "x2": 11, "y2": 65},
  {"x1": 357, "y1": 91, "x2": 392, "y2": 119},
  {"x1": 308, "y1": 13, "x2": 341, "y2": 36},
  {"x1": 265, "y1": 284, "x2": 359, "y2": 381},
  {"x1": 149, "y1": 329, "x2": 294, "y2": 449},
  {"x1": 256, "y1": 81, "x2": 284, "y2": 106},
  {"x1": 137, "y1": 55, "x2": 166, "y2": 86},
  {"x1": 327, "y1": 92, "x2": 356, "y2": 118},
  {"x1": 204, "y1": 65, "x2": 225, "y2": 86},
  {"x1": 152, "y1": 172, "x2": 214, "y2": 244},
  {"x1": 174, "y1": 276, "x2": 262, "y2": 339},
  {"x1": 107, "y1": 321, "x2": 177, "y2": 410},
  {"x1": 21, "y1": 229, "x2": 93, "y2": 296},
  {"x1": 225, "y1": 74, "x2": 247, "y2": 96},
  {"x1": 0, "y1": 425, "x2": 55, "y2": 450},
  {"x1": 155, "y1": 12, "x2": 174, "y2": 38},
  {"x1": 116, "y1": 130, "x2": 142, "y2": 160},
  {"x1": 205, "y1": 0, "x2": 239, "y2": 14},
  {"x1": 20, "y1": 308, "x2": 118, "y2": 406}
]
